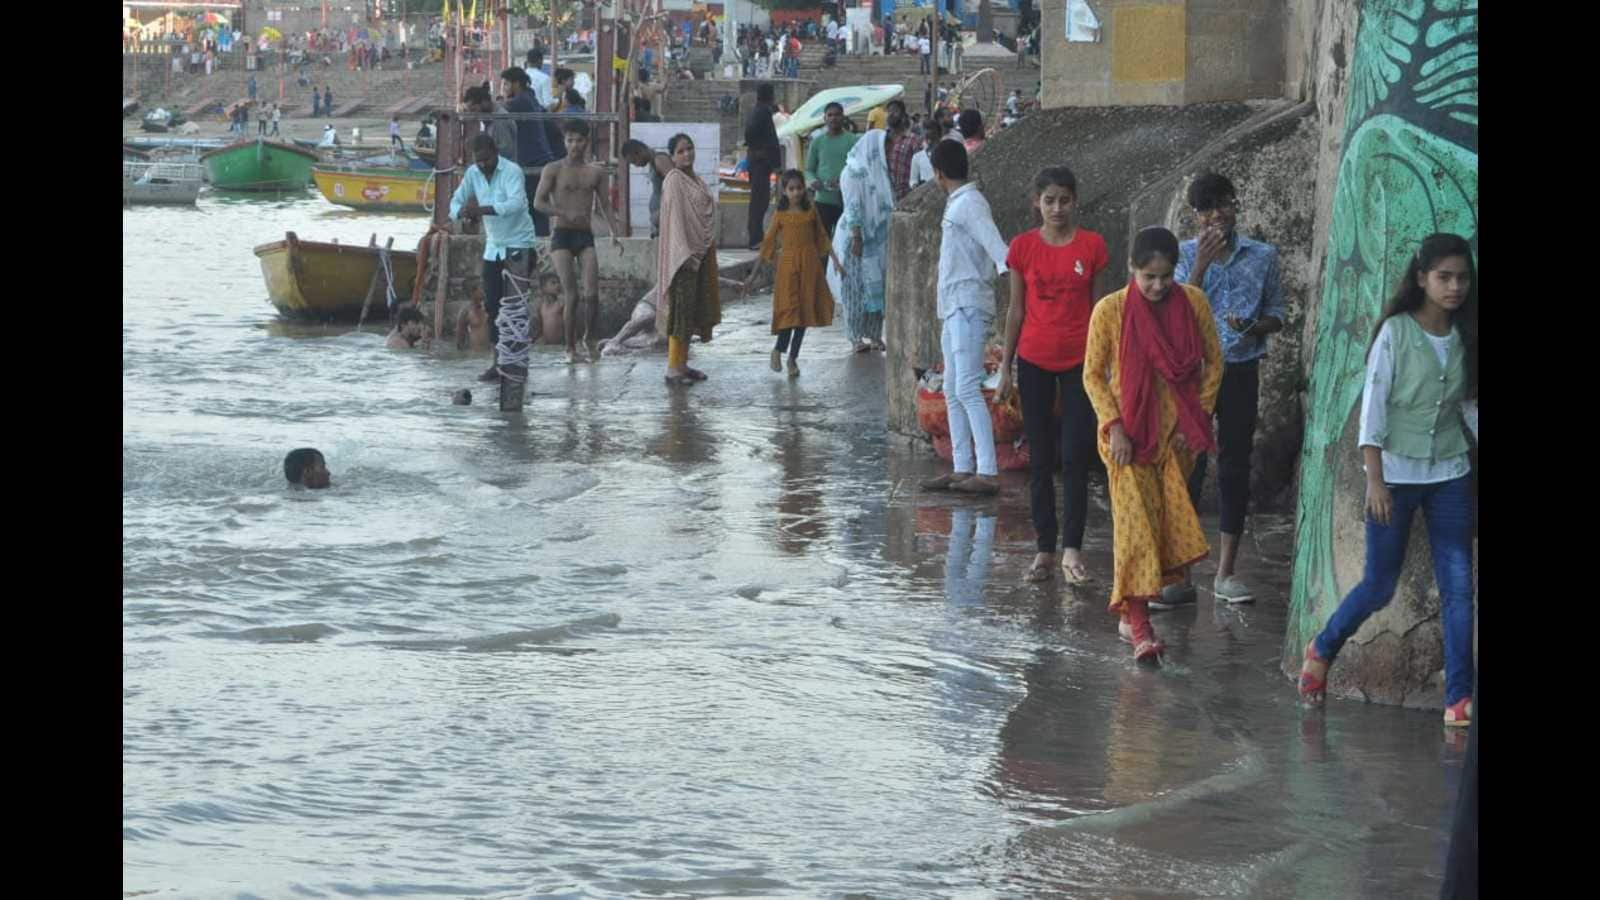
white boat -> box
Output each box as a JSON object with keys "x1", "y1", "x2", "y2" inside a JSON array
[
  {"x1": 124, "y1": 161, "x2": 204, "y2": 206},
  {"x1": 776, "y1": 84, "x2": 906, "y2": 140}
]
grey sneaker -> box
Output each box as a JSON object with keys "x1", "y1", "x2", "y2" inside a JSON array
[
  {"x1": 1150, "y1": 582, "x2": 1198, "y2": 611},
  {"x1": 1213, "y1": 574, "x2": 1256, "y2": 604}
]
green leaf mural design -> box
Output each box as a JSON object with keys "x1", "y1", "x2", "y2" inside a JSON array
[{"x1": 1285, "y1": 0, "x2": 1477, "y2": 668}]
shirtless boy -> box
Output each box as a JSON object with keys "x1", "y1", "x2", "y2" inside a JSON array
[
  {"x1": 387, "y1": 307, "x2": 430, "y2": 349},
  {"x1": 454, "y1": 288, "x2": 493, "y2": 352},
  {"x1": 533, "y1": 119, "x2": 623, "y2": 363},
  {"x1": 536, "y1": 272, "x2": 567, "y2": 346}
]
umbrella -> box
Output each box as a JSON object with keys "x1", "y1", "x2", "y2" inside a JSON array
[
  {"x1": 197, "y1": 12, "x2": 229, "y2": 28},
  {"x1": 352, "y1": 26, "x2": 381, "y2": 43},
  {"x1": 259, "y1": 26, "x2": 283, "y2": 42}
]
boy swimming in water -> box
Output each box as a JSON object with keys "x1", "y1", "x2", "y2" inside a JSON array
[
  {"x1": 283, "y1": 448, "x2": 331, "y2": 489},
  {"x1": 387, "y1": 307, "x2": 430, "y2": 349}
]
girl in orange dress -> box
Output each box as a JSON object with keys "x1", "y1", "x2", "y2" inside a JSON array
[
  {"x1": 750, "y1": 170, "x2": 845, "y2": 377},
  {"x1": 1082, "y1": 226, "x2": 1223, "y2": 663}
]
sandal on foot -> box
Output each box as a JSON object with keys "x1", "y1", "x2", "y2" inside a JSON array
[
  {"x1": 1060, "y1": 558, "x2": 1090, "y2": 585},
  {"x1": 1443, "y1": 697, "x2": 1472, "y2": 728},
  {"x1": 787, "y1": 358, "x2": 800, "y2": 378},
  {"x1": 1299, "y1": 640, "x2": 1329, "y2": 706},
  {"x1": 1125, "y1": 601, "x2": 1164, "y2": 664},
  {"x1": 684, "y1": 367, "x2": 708, "y2": 381},
  {"x1": 1025, "y1": 560, "x2": 1053, "y2": 583},
  {"x1": 770, "y1": 350, "x2": 782, "y2": 372},
  {"x1": 664, "y1": 373, "x2": 693, "y2": 386}
]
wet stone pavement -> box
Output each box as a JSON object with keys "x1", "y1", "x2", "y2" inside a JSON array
[{"x1": 122, "y1": 200, "x2": 1467, "y2": 896}]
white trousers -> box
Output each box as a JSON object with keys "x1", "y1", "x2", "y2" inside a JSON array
[{"x1": 940, "y1": 307, "x2": 997, "y2": 477}]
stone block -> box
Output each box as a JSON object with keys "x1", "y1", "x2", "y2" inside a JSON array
[{"x1": 1109, "y1": 81, "x2": 1184, "y2": 107}]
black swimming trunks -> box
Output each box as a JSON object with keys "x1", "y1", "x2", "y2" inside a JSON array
[{"x1": 550, "y1": 227, "x2": 596, "y2": 254}]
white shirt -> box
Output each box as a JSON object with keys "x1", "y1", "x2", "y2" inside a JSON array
[
  {"x1": 526, "y1": 66, "x2": 554, "y2": 107},
  {"x1": 937, "y1": 183, "x2": 1010, "y2": 320},
  {"x1": 909, "y1": 148, "x2": 933, "y2": 189},
  {"x1": 1358, "y1": 317, "x2": 1479, "y2": 484},
  {"x1": 919, "y1": 36, "x2": 931, "y2": 55}
]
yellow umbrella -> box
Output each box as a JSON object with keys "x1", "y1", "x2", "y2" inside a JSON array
[{"x1": 260, "y1": 26, "x2": 283, "y2": 42}]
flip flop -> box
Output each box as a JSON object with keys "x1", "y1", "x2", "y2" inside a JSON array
[
  {"x1": 1299, "y1": 640, "x2": 1328, "y2": 706},
  {"x1": 1025, "y1": 561, "x2": 1053, "y2": 583},
  {"x1": 684, "y1": 367, "x2": 709, "y2": 381},
  {"x1": 664, "y1": 373, "x2": 693, "y2": 386},
  {"x1": 1060, "y1": 559, "x2": 1090, "y2": 585}
]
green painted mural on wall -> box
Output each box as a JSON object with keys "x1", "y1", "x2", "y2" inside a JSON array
[{"x1": 1285, "y1": 0, "x2": 1477, "y2": 659}]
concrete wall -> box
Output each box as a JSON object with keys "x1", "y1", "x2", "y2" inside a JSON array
[
  {"x1": 1282, "y1": 0, "x2": 1479, "y2": 707},
  {"x1": 1037, "y1": 0, "x2": 1286, "y2": 108}
]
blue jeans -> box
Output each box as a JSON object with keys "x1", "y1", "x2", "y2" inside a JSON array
[{"x1": 1313, "y1": 475, "x2": 1475, "y2": 705}]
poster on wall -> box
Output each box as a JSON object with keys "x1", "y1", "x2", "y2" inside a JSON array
[
  {"x1": 626, "y1": 123, "x2": 721, "y2": 237},
  {"x1": 1066, "y1": 0, "x2": 1100, "y2": 42}
]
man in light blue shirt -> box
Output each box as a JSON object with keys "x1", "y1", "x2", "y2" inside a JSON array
[
  {"x1": 450, "y1": 133, "x2": 538, "y2": 387},
  {"x1": 1166, "y1": 171, "x2": 1287, "y2": 608}
]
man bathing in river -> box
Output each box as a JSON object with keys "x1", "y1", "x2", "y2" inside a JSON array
[
  {"x1": 283, "y1": 448, "x2": 331, "y2": 489},
  {"x1": 533, "y1": 119, "x2": 622, "y2": 364},
  {"x1": 386, "y1": 308, "x2": 430, "y2": 349}
]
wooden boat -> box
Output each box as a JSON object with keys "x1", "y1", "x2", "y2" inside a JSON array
[
  {"x1": 254, "y1": 231, "x2": 419, "y2": 320},
  {"x1": 311, "y1": 165, "x2": 435, "y2": 213},
  {"x1": 124, "y1": 161, "x2": 203, "y2": 206},
  {"x1": 199, "y1": 138, "x2": 319, "y2": 192}
]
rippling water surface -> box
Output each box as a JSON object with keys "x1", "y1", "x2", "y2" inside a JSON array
[{"x1": 124, "y1": 197, "x2": 1465, "y2": 897}]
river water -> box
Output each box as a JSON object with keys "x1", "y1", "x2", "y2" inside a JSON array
[{"x1": 124, "y1": 196, "x2": 1467, "y2": 898}]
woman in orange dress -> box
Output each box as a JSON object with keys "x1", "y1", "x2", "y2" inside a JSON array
[
  {"x1": 1082, "y1": 226, "x2": 1223, "y2": 663},
  {"x1": 752, "y1": 170, "x2": 845, "y2": 377}
]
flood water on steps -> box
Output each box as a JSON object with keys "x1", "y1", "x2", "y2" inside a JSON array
[{"x1": 123, "y1": 198, "x2": 1467, "y2": 897}]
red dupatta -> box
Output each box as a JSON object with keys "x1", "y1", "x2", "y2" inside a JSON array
[{"x1": 1117, "y1": 281, "x2": 1216, "y2": 465}]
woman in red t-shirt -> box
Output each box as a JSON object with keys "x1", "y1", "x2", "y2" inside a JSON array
[{"x1": 997, "y1": 167, "x2": 1111, "y2": 583}]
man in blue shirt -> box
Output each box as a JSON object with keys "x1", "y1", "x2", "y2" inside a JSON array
[
  {"x1": 450, "y1": 133, "x2": 539, "y2": 391},
  {"x1": 1164, "y1": 172, "x2": 1287, "y2": 609},
  {"x1": 499, "y1": 66, "x2": 557, "y2": 237}
]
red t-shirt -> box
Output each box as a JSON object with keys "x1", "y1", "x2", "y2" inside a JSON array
[{"x1": 1007, "y1": 227, "x2": 1109, "y2": 371}]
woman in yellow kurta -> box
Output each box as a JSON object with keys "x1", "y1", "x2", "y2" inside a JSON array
[
  {"x1": 1082, "y1": 226, "x2": 1223, "y2": 663},
  {"x1": 754, "y1": 169, "x2": 846, "y2": 377}
]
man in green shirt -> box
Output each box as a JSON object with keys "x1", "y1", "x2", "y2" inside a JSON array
[{"x1": 805, "y1": 102, "x2": 861, "y2": 237}]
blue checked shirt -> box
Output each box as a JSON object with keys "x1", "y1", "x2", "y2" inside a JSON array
[{"x1": 1175, "y1": 234, "x2": 1285, "y2": 364}]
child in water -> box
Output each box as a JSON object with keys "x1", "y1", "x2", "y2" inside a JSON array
[
  {"x1": 537, "y1": 272, "x2": 567, "y2": 346},
  {"x1": 1299, "y1": 233, "x2": 1478, "y2": 727},
  {"x1": 1082, "y1": 226, "x2": 1223, "y2": 663},
  {"x1": 387, "y1": 307, "x2": 430, "y2": 349},
  {"x1": 748, "y1": 169, "x2": 844, "y2": 377},
  {"x1": 283, "y1": 448, "x2": 331, "y2": 489}
]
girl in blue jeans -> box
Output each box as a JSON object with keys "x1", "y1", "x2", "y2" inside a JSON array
[{"x1": 1299, "y1": 233, "x2": 1478, "y2": 726}]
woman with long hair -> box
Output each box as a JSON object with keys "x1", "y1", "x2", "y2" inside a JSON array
[
  {"x1": 1082, "y1": 226, "x2": 1223, "y2": 663},
  {"x1": 1299, "y1": 232, "x2": 1478, "y2": 726},
  {"x1": 655, "y1": 133, "x2": 723, "y2": 386},
  {"x1": 828, "y1": 128, "x2": 895, "y2": 352}
]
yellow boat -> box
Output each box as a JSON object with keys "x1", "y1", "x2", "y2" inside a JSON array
[
  {"x1": 311, "y1": 165, "x2": 436, "y2": 213},
  {"x1": 254, "y1": 231, "x2": 420, "y2": 321}
]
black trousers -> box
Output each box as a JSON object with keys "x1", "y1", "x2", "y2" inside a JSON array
[
  {"x1": 1018, "y1": 358, "x2": 1097, "y2": 553},
  {"x1": 747, "y1": 147, "x2": 777, "y2": 248},
  {"x1": 775, "y1": 327, "x2": 806, "y2": 356},
  {"x1": 816, "y1": 201, "x2": 843, "y2": 239},
  {"x1": 480, "y1": 247, "x2": 535, "y2": 348},
  {"x1": 1187, "y1": 358, "x2": 1259, "y2": 536}
]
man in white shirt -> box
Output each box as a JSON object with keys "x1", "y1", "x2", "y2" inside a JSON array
[
  {"x1": 922, "y1": 141, "x2": 1010, "y2": 496},
  {"x1": 919, "y1": 33, "x2": 932, "y2": 74},
  {"x1": 524, "y1": 48, "x2": 554, "y2": 108},
  {"x1": 909, "y1": 119, "x2": 940, "y2": 189}
]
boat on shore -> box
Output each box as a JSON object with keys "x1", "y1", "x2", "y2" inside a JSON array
[
  {"x1": 311, "y1": 164, "x2": 435, "y2": 213},
  {"x1": 124, "y1": 161, "x2": 204, "y2": 206},
  {"x1": 254, "y1": 231, "x2": 419, "y2": 320},
  {"x1": 199, "y1": 138, "x2": 319, "y2": 192}
]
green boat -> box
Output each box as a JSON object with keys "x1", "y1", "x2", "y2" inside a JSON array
[{"x1": 198, "y1": 138, "x2": 319, "y2": 192}]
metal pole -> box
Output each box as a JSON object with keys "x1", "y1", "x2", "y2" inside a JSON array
[{"x1": 549, "y1": 2, "x2": 559, "y2": 75}]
